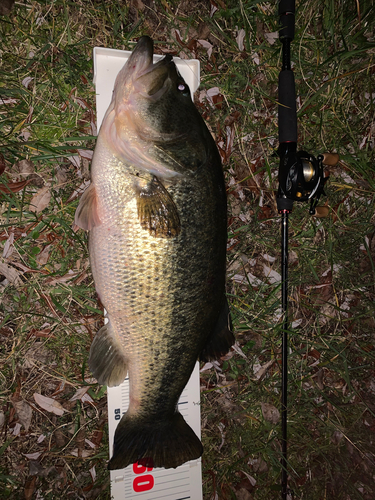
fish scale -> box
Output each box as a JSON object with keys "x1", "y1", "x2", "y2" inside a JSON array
[{"x1": 75, "y1": 36, "x2": 234, "y2": 470}]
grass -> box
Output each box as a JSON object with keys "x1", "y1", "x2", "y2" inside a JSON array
[{"x1": 1, "y1": 0, "x2": 375, "y2": 499}]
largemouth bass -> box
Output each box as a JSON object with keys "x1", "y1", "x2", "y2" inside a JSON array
[{"x1": 75, "y1": 36, "x2": 234, "y2": 470}]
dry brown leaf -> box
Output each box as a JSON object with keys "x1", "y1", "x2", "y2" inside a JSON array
[
  {"x1": 288, "y1": 250, "x2": 298, "y2": 265},
  {"x1": 29, "y1": 186, "x2": 51, "y2": 213},
  {"x1": 85, "y1": 438, "x2": 96, "y2": 449},
  {"x1": 0, "y1": 261, "x2": 23, "y2": 285},
  {"x1": 91, "y1": 424, "x2": 104, "y2": 447},
  {"x1": 33, "y1": 393, "x2": 65, "y2": 416},
  {"x1": 253, "y1": 359, "x2": 275, "y2": 380},
  {"x1": 70, "y1": 448, "x2": 94, "y2": 458},
  {"x1": 261, "y1": 403, "x2": 280, "y2": 424},
  {"x1": 55, "y1": 165, "x2": 68, "y2": 184},
  {"x1": 66, "y1": 179, "x2": 90, "y2": 203},
  {"x1": 0, "y1": 153, "x2": 6, "y2": 174},
  {"x1": 24, "y1": 476, "x2": 36, "y2": 500},
  {"x1": 307, "y1": 270, "x2": 334, "y2": 306},
  {"x1": 51, "y1": 380, "x2": 66, "y2": 397},
  {"x1": 36, "y1": 245, "x2": 51, "y2": 266},
  {"x1": 234, "y1": 472, "x2": 255, "y2": 500},
  {"x1": 54, "y1": 428, "x2": 67, "y2": 448},
  {"x1": 68, "y1": 156, "x2": 81, "y2": 168},
  {"x1": 22, "y1": 77, "x2": 33, "y2": 89},
  {"x1": 13, "y1": 400, "x2": 33, "y2": 431},
  {"x1": 235, "y1": 487, "x2": 253, "y2": 500},
  {"x1": 69, "y1": 386, "x2": 94, "y2": 403},
  {"x1": 2, "y1": 232, "x2": 14, "y2": 259},
  {"x1": 45, "y1": 270, "x2": 80, "y2": 285},
  {"x1": 12, "y1": 159, "x2": 35, "y2": 177},
  {"x1": 75, "y1": 415, "x2": 86, "y2": 457},
  {"x1": 331, "y1": 430, "x2": 344, "y2": 445},
  {"x1": 23, "y1": 343, "x2": 54, "y2": 368},
  {"x1": 28, "y1": 460, "x2": 44, "y2": 476},
  {"x1": 90, "y1": 120, "x2": 97, "y2": 135},
  {"x1": 248, "y1": 456, "x2": 268, "y2": 473},
  {"x1": 23, "y1": 452, "x2": 42, "y2": 460},
  {"x1": 11, "y1": 261, "x2": 48, "y2": 274},
  {"x1": 89, "y1": 465, "x2": 96, "y2": 482},
  {"x1": 198, "y1": 39, "x2": 213, "y2": 58},
  {"x1": 262, "y1": 264, "x2": 281, "y2": 284},
  {"x1": 77, "y1": 149, "x2": 93, "y2": 160},
  {"x1": 235, "y1": 28, "x2": 245, "y2": 51},
  {"x1": 11, "y1": 422, "x2": 22, "y2": 436},
  {"x1": 0, "y1": 179, "x2": 31, "y2": 193}
]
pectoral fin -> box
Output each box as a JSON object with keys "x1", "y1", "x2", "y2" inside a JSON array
[
  {"x1": 74, "y1": 183, "x2": 101, "y2": 231},
  {"x1": 136, "y1": 177, "x2": 180, "y2": 238}
]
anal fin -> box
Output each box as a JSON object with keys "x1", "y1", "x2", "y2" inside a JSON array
[
  {"x1": 89, "y1": 321, "x2": 128, "y2": 387},
  {"x1": 200, "y1": 296, "x2": 235, "y2": 362},
  {"x1": 136, "y1": 176, "x2": 180, "y2": 238},
  {"x1": 74, "y1": 183, "x2": 101, "y2": 231}
]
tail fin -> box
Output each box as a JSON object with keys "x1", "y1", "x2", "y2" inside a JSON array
[{"x1": 108, "y1": 411, "x2": 203, "y2": 470}]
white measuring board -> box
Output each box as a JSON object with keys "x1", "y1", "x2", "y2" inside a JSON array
[
  {"x1": 93, "y1": 45, "x2": 200, "y2": 131},
  {"x1": 93, "y1": 45, "x2": 203, "y2": 500},
  {"x1": 107, "y1": 363, "x2": 202, "y2": 500}
]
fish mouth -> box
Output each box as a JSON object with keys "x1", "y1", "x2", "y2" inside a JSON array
[
  {"x1": 126, "y1": 36, "x2": 154, "y2": 76},
  {"x1": 128, "y1": 36, "x2": 175, "y2": 98}
]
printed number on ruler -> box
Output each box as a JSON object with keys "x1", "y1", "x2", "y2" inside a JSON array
[
  {"x1": 133, "y1": 462, "x2": 154, "y2": 493},
  {"x1": 114, "y1": 408, "x2": 155, "y2": 494}
]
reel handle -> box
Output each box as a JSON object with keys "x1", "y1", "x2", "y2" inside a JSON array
[{"x1": 322, "y1": 152, "x2": 340, "y2": 166}]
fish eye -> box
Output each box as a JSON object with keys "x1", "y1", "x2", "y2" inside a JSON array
[{"x1": 177, "y1": 82, "x2": 189, "y2": 95}]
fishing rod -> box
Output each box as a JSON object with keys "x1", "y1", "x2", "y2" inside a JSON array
[{"x1": 276, "y1": 1, "x2": 338, "y2": 498}]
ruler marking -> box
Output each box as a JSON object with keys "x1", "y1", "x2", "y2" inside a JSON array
[
  {"x1": 151, "y1": 473, "x2": 189, "y2": 482},
  {"x1": 121, "y1": 489, "x2": 191, "y2": 500},
  {"x1": 151, "y1": 490, "x2": 191, "y2": 500},
  {"x1": 156, "y1": 479, "x2": 190, "y2": 488}
]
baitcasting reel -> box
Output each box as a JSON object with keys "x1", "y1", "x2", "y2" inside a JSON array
[{"x1": 276, "y1": 143, "x2": 328, "y2": 215}]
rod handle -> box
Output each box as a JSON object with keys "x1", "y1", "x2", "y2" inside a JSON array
[{"x1": 278, "y1": 70, "x2": 297, "y2": 143}]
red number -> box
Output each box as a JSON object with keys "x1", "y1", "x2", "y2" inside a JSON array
[
  {"x1": 133, "y1": 459, "x2": 153, "y2": 473},
  {"x1": 133, "y1": 474, "x2": 154, "y2": 492},
  {"x1": 133, "y1": 462, "x2": 146, "y2": 474}
]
